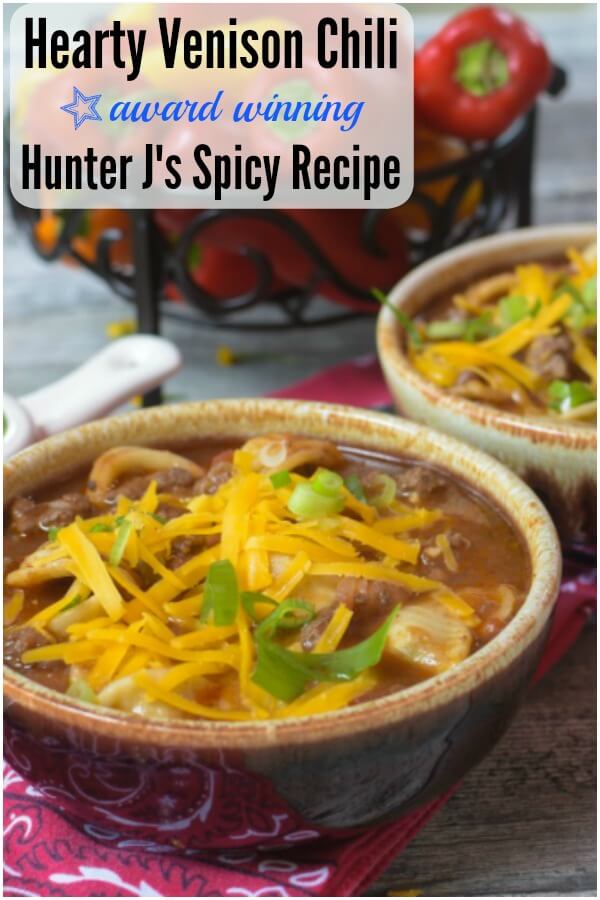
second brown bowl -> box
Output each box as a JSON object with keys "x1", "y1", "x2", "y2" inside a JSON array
[{"x1": 377, "y1": 224, "x2": 597, "y2": 544}]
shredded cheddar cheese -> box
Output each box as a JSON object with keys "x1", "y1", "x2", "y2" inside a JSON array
[
  {"x1": 6, "y1": 438, "x2": 513, "y2": 722},
  {"x1": 314, "y1": 604, "x2": 353, "y2": 653},
  {"x1": 408, "y1": 246, "x2": 596, "y2": 420}
]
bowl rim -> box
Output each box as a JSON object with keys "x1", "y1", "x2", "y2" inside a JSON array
[
  {"x1": 376, "y1": 223, "x2": 597, "y2": 449},
  {"x1": 3, "y1": 398, "x2": 562, "y2": 750}
]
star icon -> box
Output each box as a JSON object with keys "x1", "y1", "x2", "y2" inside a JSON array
[{"x1": 60, "y1": 86, "x2": 102, "y2": 130}]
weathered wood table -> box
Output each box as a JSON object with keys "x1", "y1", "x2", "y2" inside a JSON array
[
  {"x1": 369, "y1": 627, "x2": 596, "y2": 897},
  {"x1": 3, "y1": 4, "x2": 596, "y2": 896}
]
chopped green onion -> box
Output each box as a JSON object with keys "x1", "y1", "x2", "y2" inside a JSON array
[
  {"x1": 425, "y1": 320, "x2": 467, "y2": 340},
  {"x1": 583, "y1": 276, "x2": 596, "y2": 311},
  {"x1": 109, "y1": 518, "x2": 133, "y2": 566},
  {"x1": 270, "y1": 470, "x2": 291, "y2": 489},
  {"x1": 555, "y1": 281, "x2": 596, "y2": 329},
  {"x1": 287, "y1": 483, "x2": 344, "y2": 520},
  {"x1": 566, "y1": 302, "x2": 592, "y2": 330},
  {"x1": 371, "y1": 288, "x2": 423, "y2": 348},
  {"x1": 47, "y1": 527, "x2": 61, "y2": 542},
  {"x1": 252, "y1": 603, "x2": 399, "y2": 702},
  {"x1": 89, "y1": 522, "x2": 114, "y2": 533},
  {"x1": 368, "y1": 473, "x2": 396, "y2": 509},
  {"x1": 530, "y1": 298, "x2": 542, "y2": 317},
  {"x1": 498, "y1": 295, "x2": 530, "y2": 327},
  {"x1": 345, "y1": 473, "x2": 366, "y2": 503},
  {"x1": 241, "y1": 591, "x2": 278, "y2": 622},
  {"x1": 66, "y1": 680, "x2": 97, "y2": 704},
  {"x1": 241, "y1": 592, "x2": 314, "y2": 629},
  {"x1": 548, "y1": 379, "x2": 596, "y2": 412},
  {"x1": 554, "y1": 281, "x2": 581, "y2": 305},
  {"x1": 63, "y1": 593, "x2": 81, "y2": 611},
  {"x1": 201, "y1": 559, "x2": 239, "y2": 625},
  {"x1": 464, "y1": 312, "x2": 498, "y2": 342},
  {"x1": 312, "y1": 468, "x2": 344, "y2": 497}
]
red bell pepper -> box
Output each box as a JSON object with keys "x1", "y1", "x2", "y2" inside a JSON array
[
  {"x1": 415, "y1": 6, "x2": 551, "y2": 141},
  {"x1": 154, "y1": 210, "x2": 291, "y2": 302},
  {"x1": 155, "y1": 209, "x2": 409, "y2": 313}
]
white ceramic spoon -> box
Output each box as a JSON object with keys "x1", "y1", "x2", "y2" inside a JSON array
[{"x1": 4, "y1": 335, "x2": 182, "y2": 458}]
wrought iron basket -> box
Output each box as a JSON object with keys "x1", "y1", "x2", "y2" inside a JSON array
[{"x1": 9, "y1": 69, "x2": 566, "y2": 343}]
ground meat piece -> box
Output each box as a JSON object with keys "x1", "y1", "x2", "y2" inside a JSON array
[
  {"x1": 524, "y1": 333, "x2": 573, "y2": 382},
  {"x1": 154, "y1": 468, "x2": 196, "y2": 493},
  {"x1": 109, "y1": 467, "x2": 196, "y2": 502},
  {"x1": 300, "y1": 579, "x2": 408, "y2": 652},
  {"x1": 421, "y1": 544, "x2": 442, "y2": 564},
  {"x1": 300, "y1": 605, "x2": 337, "y2": 651},
  {"x1": 10, "y1": 494, "x2": 96, "y2": 536},
  {"x1": 167, "y1": 536, "x2": 207, "y2": 570},
  {"x1": 155, "y1": 502, "x2": 186, "y2": 521},
  {"x1": 448, "y1": 531, "x2": 471, "y2": 550},
  {"x1": 336, "y1": 578, "x2": 407, "y2": 618},
  {"x1": 4, "y1": 626, "x2": 69, "y2": 693},
  {"x1": 193, "y1": 460, "x2": 234, "y2": 495},
  {"x1": 394, "y1": 466, "x2": 446, "y2": 503}
]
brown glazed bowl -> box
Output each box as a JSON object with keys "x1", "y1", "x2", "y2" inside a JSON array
[
  {"x1": 4, "y1": 399, "x2": 561, "y2": 851},
  {"x1": 377, "y1": 224, "x2": 597, "y2": 545}
]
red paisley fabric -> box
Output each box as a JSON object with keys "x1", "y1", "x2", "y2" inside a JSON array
[{"x1": 4, "y1": 358, "x2": 596, "y2": 897}]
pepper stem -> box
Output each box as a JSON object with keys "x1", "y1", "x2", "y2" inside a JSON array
[{"x1": 455, "y1": 39, "x2": 509, "y2": 96}]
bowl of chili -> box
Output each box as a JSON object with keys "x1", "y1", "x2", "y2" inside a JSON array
[
  {"x1": 377, "y1": 223, "x2": 597, "y2": 545},
  {"x1": 4, "y1": 398, "x2": 560, "y2": 849}
]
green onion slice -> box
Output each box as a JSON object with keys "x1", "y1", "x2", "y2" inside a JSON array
[
  {"x1": 241, "y1": 592, "x2": 315, "y2": 628},
  {"x1": 287, "y1": 483, "x2": 345, "y2": 520},
  {"x1": 312, "y1": 468, "x2": 344, "y2": 497},
  {"x1": 368, "y1": 473, "x2": 396, "y2": 509},
  {"x1": 241, "y1": 591, "x2": 278, "y2": 622},
  {"x1": 464, "y1": 312, "x2": 498, "y2": 342},
  {"x1": 498, "y1": 295, "x2": 530, "y2": 327},
  {"x1": 425, "y1": 320, "x2": 467, "y2": 340},
  {"x1": 345, "y1": 473, "x2": 366, "y2": 502},
  {"x1": 555, "y1": 281, "x2": 582, "y2": 305},
  {"x1": 371, "y1": 288, "x2": 423, "y2": 348},
  {"x1": 583, "y1": 276, "x2": 597, "y2": 311},
  {"x1": 89, "y1": 522, "x2": 115, "y2": 533},
  {"x1": 548, "y1": 379, "x2": 596, "y2": 412},
  {"x1": 47, "y1": 526, "x2": 61, "y2": 542},
  {"x1": 270, "y1": 470, "x2": 292, "y2": 489},
  {"x1": 109, "y1": 519, "x2": 133, "y2": 566},
  {"x1": 252, "y1": 603, "x2": 399, "y2": 702},
  {"x1": 201, "y1": 559, "x2": 239, "y2": 625}
]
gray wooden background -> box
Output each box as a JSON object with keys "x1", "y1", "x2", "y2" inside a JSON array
[{"x1": 3, "y1": 4, "x2": 597, "y2": 896}]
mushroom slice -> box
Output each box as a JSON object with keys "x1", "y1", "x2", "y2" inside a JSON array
[
  {"x1": 97, "y1": 671, "x2": 184, "y2": 720},
  {"x1": 463, "y1": 272, "x2": 518, "y2": 307},
  {"x1": 48, "y1": 596, "x2": 103, "y2": 638},
  {"x1": 242, "y1": 434, "x2": 345, "y2": 474},
  {"x1": 385, "y1": 600, "x2": 472, "y2": 674},
  {"x1": 87, "y1": 447, "x2": 204, "y2": 503},
  {"x1": 6, "y1": 543, "x2": 71, "y2": 587}
]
